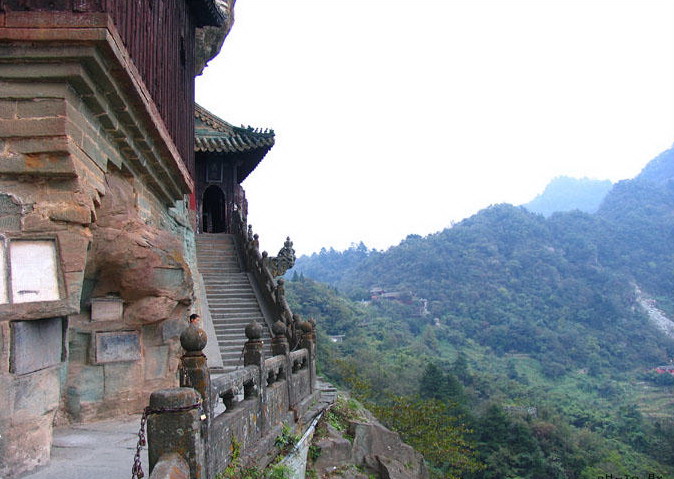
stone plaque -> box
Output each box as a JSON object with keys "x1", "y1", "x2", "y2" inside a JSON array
[
  {"x1": 92, "y1": 331, "x2": 141, "y2": 364},
  {"x1": 10, "y1": 317, "x2": 64, "y2": 374},
  {"x1": 10, "y1": 240, "x2": 60, "y2": 303},
  {"x1": 90, "y1": 297, "x2": 123, "y2": 322}
]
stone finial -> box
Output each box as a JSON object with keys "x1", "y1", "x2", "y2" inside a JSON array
[
  {"x1": 180, "y1": 324, "x2": 207, "y2": 353},
  {"x1": 245, "y1": 320, "x2": 263, "y2": 341},
  {"x1": 298, "y1": 321, "x2": 313, "y2": 333},
  {"x1": 272, "y1": 320, "x2": 287, "y2": 337},
  {"x1": 247, "y1": 224, "x2": 253, "y2": 241}
]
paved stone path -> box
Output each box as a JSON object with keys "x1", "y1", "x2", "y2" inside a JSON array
[{"x1": 21, "y1": 415, "x2": 147, "y2": 479}]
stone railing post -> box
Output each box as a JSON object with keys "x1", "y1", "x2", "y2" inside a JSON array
[
  {"x1": 147, "y1": 388, "x2": 205, "y2": 479},
  {"x1": 271, "y1": 320, "x2": 294, "y2": 411},
  {"x1": 180, "y1": 323, "x2": 211, "y2": 418},
  {"x1": 244, "y1": 320, "x2": 267, "y2": 432},
  {"x1": 299, "y1": 319, "x2": 317, "y2": 392}
]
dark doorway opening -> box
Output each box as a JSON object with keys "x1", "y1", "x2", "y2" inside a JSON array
[{"x1": 202, "y1": 185, "x2": 227, "y2": 233}]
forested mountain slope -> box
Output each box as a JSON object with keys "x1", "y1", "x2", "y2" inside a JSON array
[{"x1": 288, "y1": 146, "x2": 674, "y2": 478}]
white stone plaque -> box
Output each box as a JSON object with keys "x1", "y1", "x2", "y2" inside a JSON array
[
  {"x1": 91, "y1": 297, "x2": 124, "y2": 322},
  {"x1": 10, "y1": 240, "x2": 60, "y2": 304},
  {"x1": 0, "y1": 242, "x2": 7, "y2": 304}
]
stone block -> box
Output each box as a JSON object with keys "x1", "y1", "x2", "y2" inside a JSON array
[
  {"x1": 92, "y1": 330, "x2": 141, "y2": 364},
  {"x1": 57, "y1": 231, "x2": 91, "y2": 273},
  {"x1": 13, "y1": 366, "x2": 61, "y2": 417},
  {"x1": 0, "y1": 151, "x2": 77, "y2": 178},
  {"x1": 0, "y1": 117, "x2": 64, "y2": 137},
  {"x1": 6, "y1": 136, "x2": 70, "y2": 154},
  {"x1": 0, "y1": 100, "x2": 16, "y2": 119},
  {"x1": 90, "y1": 297, "x2": 123, "y2": 322},
  {"x1": 0, "y1": 412, "x2": 53, "y2": 479},
  {"x1": 16, "y1": 98, "x2": 65, "y2": 119},
  {"x1": 0, "y1": 81, "x2": 68, "y2": 100},
  {"x1": 48, "y1": 203, "x2": 91, "y2": 225},
  {"x1": 68, "y1": 331, "x2": 90, "y2": 363},
  {"x1": 64, "y1": 270, "x2": 85, "y2": 308},
  {"x1": 21, "y1": 212, "x2": 64, "y2": 233},
  {"x1": 71, "y1": 365, "x2": 105, "y2": 403},
  {"x1": 10, "y1": 317, "x2": 63, "y2": 375},
  {"x1": 144, "y1": 345, "x2": 169, "y2": 380},
  {"x1": 103, "y1": 362, "x2": 137, "y2": 396}
]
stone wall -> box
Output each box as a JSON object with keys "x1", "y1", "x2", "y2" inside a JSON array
[{"x1": 0, "y1": 14, "x2": 199, "y2": 478}]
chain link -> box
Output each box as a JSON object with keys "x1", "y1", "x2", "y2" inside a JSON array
[
  {"x1": 236, "y1": 343, "x2": 246, "y2": 369},
  {"x1": 181, "y1": 357, "x2": 192, "y2": 387},
  {"x1": 130, "y1": 399, "x2": 203, "y2": 479}
]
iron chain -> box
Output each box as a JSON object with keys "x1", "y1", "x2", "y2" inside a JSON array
[{"x1": 130, "y1": 399, "x2": 203, "y2": 479}]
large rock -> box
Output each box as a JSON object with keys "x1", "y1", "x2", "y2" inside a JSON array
[
  {"x1": 312, "y1": 424, "x2": 353, "y2": 472},
  {"x1": 350, "y1": 421, "x2": 428, "y2": 479},
  {"x1": 309, "y1": 396, "x2": 429, "y2": 479},
  {"x1": 195, "y1": 0, "x2": 236, "y2": 75},
  {"x1": 85, "y1": 171, "x2": 193, "y2": 324}
]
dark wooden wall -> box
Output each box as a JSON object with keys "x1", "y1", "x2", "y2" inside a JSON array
[{"x1": 1, "y1": 0, "x2": 197, "y2": 176}]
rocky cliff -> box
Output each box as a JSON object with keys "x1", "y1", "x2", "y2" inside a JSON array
[{"x1": 308, "y1": 394, "x2": 429, "y2": 479}]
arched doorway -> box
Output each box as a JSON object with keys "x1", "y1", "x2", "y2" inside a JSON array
[{"x1": 202, "y1": 185, "x2": 227, "y2": 233}]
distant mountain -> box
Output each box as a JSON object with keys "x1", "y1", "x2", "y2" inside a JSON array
[
  {"x1": 597, "y1": 146, "x2": 674, "y2": 306},
  {"x1": 523, "y1": 176, "x2": 613, "y2": 216},
  {"x1": 287, "y1": 146, "x2": 674, "y2": 478},
  {"x1": 291, "y1": 146, "x2": 674, "y2": 369}
]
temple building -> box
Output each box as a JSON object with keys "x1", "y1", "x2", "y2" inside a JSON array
[
  {"x1": 194, "y1": 104, "x2": 275, "y2": 234},
  {"x1": 0, "y1": 1, "x2": 289, "y2": 476}
]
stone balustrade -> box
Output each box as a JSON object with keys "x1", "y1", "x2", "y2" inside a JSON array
[
  {"x1": 232, "y1": 211, "x2": 299, "y2": 347},
  {"x1": 145, "y1": 317, "x2": 318, "y2": 479}
]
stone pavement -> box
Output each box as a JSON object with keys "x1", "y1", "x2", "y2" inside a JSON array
[{"x1": 21, "y1": 415, "x2": 147, "y2": 479}]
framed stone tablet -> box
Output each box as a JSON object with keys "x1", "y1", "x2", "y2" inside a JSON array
[
  {"x1": 92, "y1": 331, "x2": 141, "y2": 364},
  {"x1": 9, "y1": 240, "x2": 60, "y2": 304}
]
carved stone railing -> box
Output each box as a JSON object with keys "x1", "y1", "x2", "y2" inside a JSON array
[
  {"x1": 146, "y1": 319, "x2": 318, "y2": 479},
  {"x1": 232, "y1": 210, "x2": 300, "y2": 348}
]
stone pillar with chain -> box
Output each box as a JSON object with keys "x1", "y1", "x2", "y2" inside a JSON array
[{"x1": 146, "y1": 387, "x2": 205, "y2": 479}]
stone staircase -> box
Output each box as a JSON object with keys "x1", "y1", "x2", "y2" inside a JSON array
[{"x1": 196, "y1": 233, "x2": 272, "y2": 370}]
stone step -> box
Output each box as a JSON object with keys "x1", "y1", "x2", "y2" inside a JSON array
[
  {"x1": 209, "y1": 304, "x2": 260, "y2": 311},
  {"x1": 197, "y1": 232, "x2": 274, "y2": 370},
  {"x1": 202, "y1": 277, "x2": 250, "y2": 284},
  {"x1": 206, "y1": 293, "x2": 257, "y2": 300},
  {"x1": 209, "y1": 304, "x2": 261, "y2": 310}
]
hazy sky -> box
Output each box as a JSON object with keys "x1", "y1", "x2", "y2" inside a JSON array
[{"x1": 196, "y1": 0, "x2": 674, "y2": 256}]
